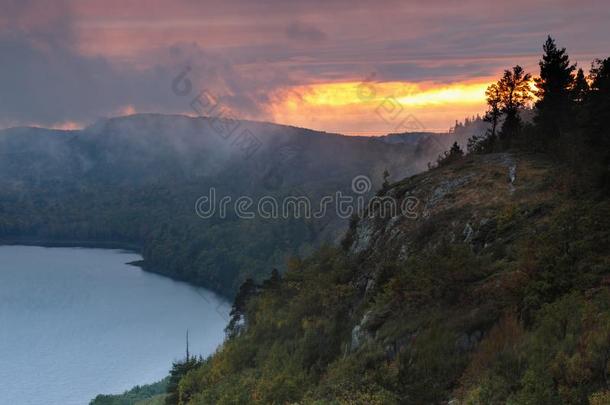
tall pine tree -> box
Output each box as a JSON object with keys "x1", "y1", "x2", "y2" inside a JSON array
[
  {"x1": 484, "y1": 83, "x2": 502, "y2": 143},
  {"x1": 534, "y1": 36, "x2": 576, "y2": 138},
  {"x1": 571, "y1": 68, "x2": 589, "y2": 103},
  {"x1": 585, "y1": 58, "x2": 610, "y2": 191},
  {"x1": 498, "y1": 65, "x2": 532, "y2": 146}
]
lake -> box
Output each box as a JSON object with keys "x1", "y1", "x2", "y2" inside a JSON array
[{"x1": 0, "y1": 246, "x2": 230, "y2": 405}]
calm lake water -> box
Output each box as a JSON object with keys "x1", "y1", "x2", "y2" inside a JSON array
[{"x1": 0, "y1": 246, "x2": 230, "y2": 405}]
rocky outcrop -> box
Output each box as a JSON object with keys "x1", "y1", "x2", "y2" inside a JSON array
[
  {"x1": 343, "y1": 152, "x2": 555, "y2": 356},
  {"x1": 348, "y1": 153, "x2": 524, "y2": 264}
]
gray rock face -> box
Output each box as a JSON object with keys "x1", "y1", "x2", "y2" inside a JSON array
[
  {"x1": 351, "y1": 324, "x2": 363, "y2": 351},
  {"x1": 426, "y1": 174, "x2": 474, "y2": 211},
  {"x1": 508, "y1": 163, "x2": 517, "y2": 193},
  {"x1": 350, "y1": 322, "x2": 372, "y2": 352},
  {"x1": 348, "y1": 153, "x2": 517, "y2": 263},
  {"x1": 463, "y1": 222, "x2": 474, "y2": 242},
  {"x1": 508, "y1": 164, "x2": 517, "y2": 184},
  {"x1": 351, "y1": 218, "x2": 375, "y2": 254},
  {"x1": 344, "y1": 153, "x2": 518, "y2": 356},
  {"x1": 364, "y1": 278, "x2": 376, "y2": 296},
  {"x1": 350, "y1": 310, "x2": 382, "y2": 352}
]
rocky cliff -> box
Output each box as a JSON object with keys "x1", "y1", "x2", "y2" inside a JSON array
[{"x1": 149, "y1": 152, "x2": 610, "y2": 404}]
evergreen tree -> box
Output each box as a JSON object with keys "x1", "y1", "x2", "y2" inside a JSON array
[
  {"x1": 225, "y1": 278, "x2": 258, "y2": 338},
  {"x1": 467, "y1": 84, "x2": 503, "y2": 154},
  {"x1": 584, "y1": 58, "x2": 610, "y2": 191},
  {"x1": 449, "y1": 142, "x2": 464, "y2": 157},
  {"x1": 534, "y1": 36, "x2": 576, "y2": 137},
  {"x1": 571, "y1": 68, "x2": 589, "y2": 103},
  {"x1": 498, "y1": 65, "x2": 532, "y2": 145},
  {"x1": 437, "y1": 142, "x2": 464, "y2": 166},
  {"x1": 382, "y1": 169, "x2": 390, "y2": 190},
  {"x1": 484, "y1": 83, "x2": 502, "y2": 147},
  {"x1": 587, "y1": 58, "x2": 610, "y2": 134},
  {"x1": 165, "y1": 356, "x2": 201, "y2": 405}
]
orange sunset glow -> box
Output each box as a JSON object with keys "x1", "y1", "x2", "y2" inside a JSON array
[
  {"x1": 1, "y1": 0, "x2": 607, "y2": 134},
  {"x1": 269, "y1": 80, "x2": 492, "y2": 134}
]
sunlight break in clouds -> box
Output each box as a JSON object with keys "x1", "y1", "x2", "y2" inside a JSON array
[
  {"x1": 268, "y1": 80, "x2": 492, "y2": 134},
  {"x1": 2, "y1": 0, "x2": 609, "y2": 133}
]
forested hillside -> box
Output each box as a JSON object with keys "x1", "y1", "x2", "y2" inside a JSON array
[
  {"x1": 151, "y1": 37, "x2": 610, "y2": 404},
  {"x1": 0, "y1": 115, "x2": 448, "y2": 296},
  {"x1": 166, "y1": 152, "x2": 608, "y2": 404}
]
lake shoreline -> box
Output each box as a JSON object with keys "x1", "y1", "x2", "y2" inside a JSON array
[
  {"x1": 0, "y1": 237, "x2": 142, "y2": 251},
  {"x1": 0, "y1": 245, "x2": 230, "y2": 405},
  {"x1": 0, "y1": 237, "x2": 235, "y2": 300}
]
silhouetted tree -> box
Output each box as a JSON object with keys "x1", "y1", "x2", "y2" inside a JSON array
[
  {"x1": 571, "y1": 68, "x2": 589, "y2": 103},
  {"x1": 584, "y1": 58, "x2": 610, "y2": 191},
  {"x1": 477, "y1": 83, "x2": 503, "y2": 152},
  {"x1": 585, "y1": 58, "x2": 610, "y2": 141},
  {"x1": 534, "y1": 36, "x2": 576, "y2": 138},
  {"x1": 437, "y1": 142, "x2": 464, "y2": 166},
  {"x1": 498, "y1": 65, "x2": 532, "y2": 146},
  {"x1": 467, "y1": 135, "x2": 482, "y2": 154},
  {"x1": 485, "y1": 83, "x2": 502, "y2": 140},
  {"x1": 382, "y1": 169, "x2": 390, "y2": 190},
  {"x1": 449, "y1": 142, "x2": 464, "y2": 157}
]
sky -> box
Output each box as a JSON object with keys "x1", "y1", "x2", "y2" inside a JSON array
[{"x1": 1, "y1": 0, "x2": 609, "y2": 134}]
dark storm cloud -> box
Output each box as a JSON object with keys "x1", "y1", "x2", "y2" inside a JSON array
[{"x1": 0, "y1": 1, "x2": 276, "y2": 127}]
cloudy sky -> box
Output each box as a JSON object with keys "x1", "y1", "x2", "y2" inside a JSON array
[{"x1": 1, "y1": 0, "x2": 608, "y2": 133}]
